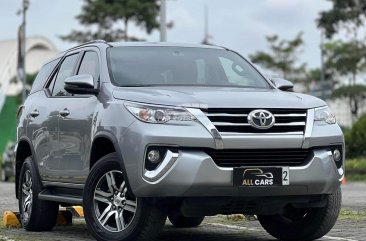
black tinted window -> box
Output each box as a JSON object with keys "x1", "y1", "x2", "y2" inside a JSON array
[
  {"x1": 30, "y1": 59, "x2": 59, "y2": 94},
  {"x1": 107, "y1": 47, "x2": 269, "y2": 88},
  {"x1": 52, "y1": 54, "x2": 78, "y2": 96},
  {"x1": 78, "y1": 51, "x2": 100, "y2": 87}
]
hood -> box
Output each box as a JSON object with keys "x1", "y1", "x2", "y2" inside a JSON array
[{"x1": 112, "y1": 86, "x2": 326, "y2": 109}]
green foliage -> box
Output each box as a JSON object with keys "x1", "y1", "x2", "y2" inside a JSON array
[
  {"x1": 345, "y1": 115, "x2": 366, "y2": 158},
  {"x1": 345, "y1": 158, "x2": 366, "y2": 181},
  {"x1": 249, "y1": 32, "x2": 306, "y2": 82},
  {"x1": 0, "y1": 97, "x2": 17, "y2": 155},
  {"x1": 318, "y1": 0, "x2": 366, "y2": 39},
  {"x1": 61, "y1": 0, "x2": 160, "y2": 43}
]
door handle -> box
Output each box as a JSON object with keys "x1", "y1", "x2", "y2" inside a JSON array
[
  {"x1": 30, "y1": 109, "x2": 40, "y2": 118},
  {"x1": 59, "y1": 108, "x2": 70, "y2": 117}
]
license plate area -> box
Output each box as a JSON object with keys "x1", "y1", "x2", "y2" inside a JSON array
[{"x1": 233, "y1": 167, "x2": 289, "y2": 187}]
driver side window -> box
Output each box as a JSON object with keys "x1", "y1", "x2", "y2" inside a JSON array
[{"x1": 51, "y1": 54, "x2": 79, "y2": 97}]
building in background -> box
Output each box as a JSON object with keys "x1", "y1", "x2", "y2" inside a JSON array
[{"x1": 0, "y1": 36, "x2": 58, "y2": 154}]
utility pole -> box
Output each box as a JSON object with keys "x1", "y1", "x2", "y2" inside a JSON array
[
  {"x1": 160, "y1": 0, "x2": 167, "y2": 42},
  {"x1": 18, "y1": 0, "x2": 29, "y2": 103},
  {"x1": 202, "y1": 6, "x2": 211, "y2": 45},
  {"x1": 320, "y1": 31, "x2": 325, "y2": 83},
  {"x1": 320, "y1": 30, "x2": 326, "y2": 99}
]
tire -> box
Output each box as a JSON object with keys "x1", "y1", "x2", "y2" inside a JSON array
[
  {"x1": 18, "y1": 157, "x2": 59, "y2": 231},
  {"x1": 258, "y1": 187, "x2": 342, "y2": 241},
  {"x1": 83, "y1": 152, "x2": 167, "y2": 241},
  {"x1": 168, "y1": 215, "x2": 205, "y2": 228}
]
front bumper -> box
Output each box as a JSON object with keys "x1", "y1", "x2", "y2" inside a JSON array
[{"x1": 133, "y1": 148, "x2": 343, "y2": 197}]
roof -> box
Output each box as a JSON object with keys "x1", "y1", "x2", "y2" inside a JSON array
[{"x1": 109, "y1": 42, "x2": 225, "y2": 49}]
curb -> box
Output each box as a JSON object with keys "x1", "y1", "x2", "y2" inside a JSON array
[{"x1": 2, "y1": 206, "x2": 84, "y2": 228}]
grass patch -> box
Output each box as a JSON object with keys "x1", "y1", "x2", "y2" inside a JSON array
[
  {"x1": 339, "y1": 208, "x2": 366, "y2": 221},
  {"x1": 346, "y1": 158, "x2": 366, "y2": 181}
]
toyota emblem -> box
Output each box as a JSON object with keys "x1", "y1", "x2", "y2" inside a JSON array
[{"x1": 247, "y1": 110, "x2": 275, "y2": 129}]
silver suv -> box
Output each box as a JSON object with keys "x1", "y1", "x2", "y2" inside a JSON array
[{"x1": 16, "y1": 41, "x2": 344, "y2": 241}]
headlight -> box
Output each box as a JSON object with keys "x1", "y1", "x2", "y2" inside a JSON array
[
  {"x1": 124, "y1": 102, "x2": 196, "y2": 124},
  {"x1": 314, "y1": 106, "x2": 336, "y2": 125}
]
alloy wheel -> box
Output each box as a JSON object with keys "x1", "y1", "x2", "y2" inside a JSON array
[
  {"x1": 93, "y1": 170, "x2": 137, "y2": 232},
  {"x1": 21, "y1": 170, "x2": 33, "y2": 223}
]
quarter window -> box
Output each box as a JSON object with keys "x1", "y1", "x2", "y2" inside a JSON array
[{"x1": 30, "y1": 59, "x2": 59, "y2": 94}]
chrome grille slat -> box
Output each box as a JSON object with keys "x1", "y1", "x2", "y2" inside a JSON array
[
  {"x1": 212, "y1": 122, "x2": 251, "y2": 126},
  {"x1": 204, "y1": 108, "x2": 307, "y2": 134},
  {"x1": 207, "y1": 113, "x2": 248, "y2": 117},
  {"x1": 274, "y1": 122, "x2": 306, "y2": 126},
  {"x1": 274, "y1": 113, "x2": 306, "y2": 117}
]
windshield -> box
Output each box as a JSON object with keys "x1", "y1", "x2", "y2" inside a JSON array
[{"x1": 107, "y1": 46, "x2": 270, "y2": 88}]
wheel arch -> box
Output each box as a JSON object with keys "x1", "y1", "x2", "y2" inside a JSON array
[
  {"x1": 15, "y1": 137, "x2": 39, "y2": 199},
  {"x1": 90, "y1": 131, "x2": 135, "y2": 197}
]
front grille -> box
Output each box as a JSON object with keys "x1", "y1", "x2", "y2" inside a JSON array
[
  {"x1": 205, "y1": 148, "x2": 312, "y2": 167},
  {"x1": 204, "y1": 108, "x2": 307, "y2": 134}
]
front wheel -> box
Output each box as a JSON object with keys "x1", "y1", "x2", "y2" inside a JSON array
[
  {"x1": 258, "y1": 187, "x2": 342, "y2": 241},
  {"x1": 83, "y1": 153, "x2": 167, "y2": 241}
]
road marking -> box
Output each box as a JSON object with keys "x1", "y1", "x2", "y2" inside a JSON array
[
  {"x1": 323, "y1": 236, "x2": 358, "y2": 241},
  {"x1": 207, "y1": 223, "x2": 359, "y2": 241}
]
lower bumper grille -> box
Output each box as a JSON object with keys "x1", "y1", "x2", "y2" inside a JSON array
[{"x1": 205, "y1": 148, "x2": 312, "y2": 167}]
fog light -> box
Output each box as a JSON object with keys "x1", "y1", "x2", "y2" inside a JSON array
[
  {"x1": 147, "y1": 150, "x2": 160, "y2": 163},
  {"x1": 333, "y1": 149, "x2": 341, "y2": 162}
]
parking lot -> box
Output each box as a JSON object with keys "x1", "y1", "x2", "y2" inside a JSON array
[{"x1": 0, "y1": 182, "x2": 365, "y2": 241}]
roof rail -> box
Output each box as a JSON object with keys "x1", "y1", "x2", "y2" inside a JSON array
[{"x1": 63, "y1": 39, "x2": 112, "y2": 53}]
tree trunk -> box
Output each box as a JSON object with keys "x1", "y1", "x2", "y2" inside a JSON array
[
  {"x1": 124, "y1": 18, "x2": 129, "y2": 41},
  {"x1": 350, "y1": 96, "x2": 358, "y2": 124}
]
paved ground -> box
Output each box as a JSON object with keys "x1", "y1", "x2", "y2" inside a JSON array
[{"x1": 0, "y1": 182, "x2": 365, "y2": 241}]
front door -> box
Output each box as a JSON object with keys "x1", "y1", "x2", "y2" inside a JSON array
[{"x1": 57, "y1": 50, "x2": 100, "y2": 184}]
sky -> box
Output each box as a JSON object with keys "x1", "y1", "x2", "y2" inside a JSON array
[{"x1": 0, "y1": 0, "x2": 332, "y2": 69}]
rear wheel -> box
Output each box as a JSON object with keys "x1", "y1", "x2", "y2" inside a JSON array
[
  {"x1": 258, "y1": 187, "x2": 342, "y2": 241},
  {"x1": 83, "y1": 153, "x2": 167, "y2": 241},
  {"x1": 168, "y1": 215, "x2": 205, "y2": 228},
  {"x1": 18, "y1": 157, "x2": 59, "y2": 231}
]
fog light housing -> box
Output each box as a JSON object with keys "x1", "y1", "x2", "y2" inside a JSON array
[
  {"x1": 333, "y1": 149, "x2": 341, "y2": 162},
  {"x1": 147, "y1": 150, "x2": 161, "y2": 163},
  {"x1": 145, "y1": 146, "x2": 172, "y2": 171}
]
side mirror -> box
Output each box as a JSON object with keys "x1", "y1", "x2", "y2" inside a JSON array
[
  {"x1": 64, "y1": 74, "x2": 98, "y2": 95},
  {"x1": 271, "y1": 78, "x2": 294, "y2": 91}
]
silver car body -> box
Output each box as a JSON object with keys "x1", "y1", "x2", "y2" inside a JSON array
[{"x1": 16, "y1": 42, "x2": 344, "y2": 203}]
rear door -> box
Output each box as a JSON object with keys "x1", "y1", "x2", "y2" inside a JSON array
[
  {"x1": 57, "y1": 49, "x2": 100, "y2": 184},
  {"x1": 26, "y1": 58, "x2": 60, "y2": 181},
  {"x1": 39, "y1": 53, "x2": 80, "y2": 181}
]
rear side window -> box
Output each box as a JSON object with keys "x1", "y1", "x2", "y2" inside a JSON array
[
  {"x1": 51, "y1": 54, "x2": 79, "y2": 97},
  {"x1": 29, "y1": 59, "x2": 59, "y2": 94}
]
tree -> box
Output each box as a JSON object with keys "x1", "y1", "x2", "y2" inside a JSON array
[
  {"x1": 332, "y1": 85, "x2": 366, "y2": 121},
  {"x1": 61, "y1": 0, "x2": 160, "y2": 43},
  {"x1": 318, "y1": 1, "x2": 366, "y2": 122},
  {"x1": 318, "y1": 0, "x2": 366, "y2": 39},
  {"x1": 249, "y1": 32, "x2": 306, "y2": 82},
  {"x1": 324, "y1": 41, "x2": 366, "y2": 85}
]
